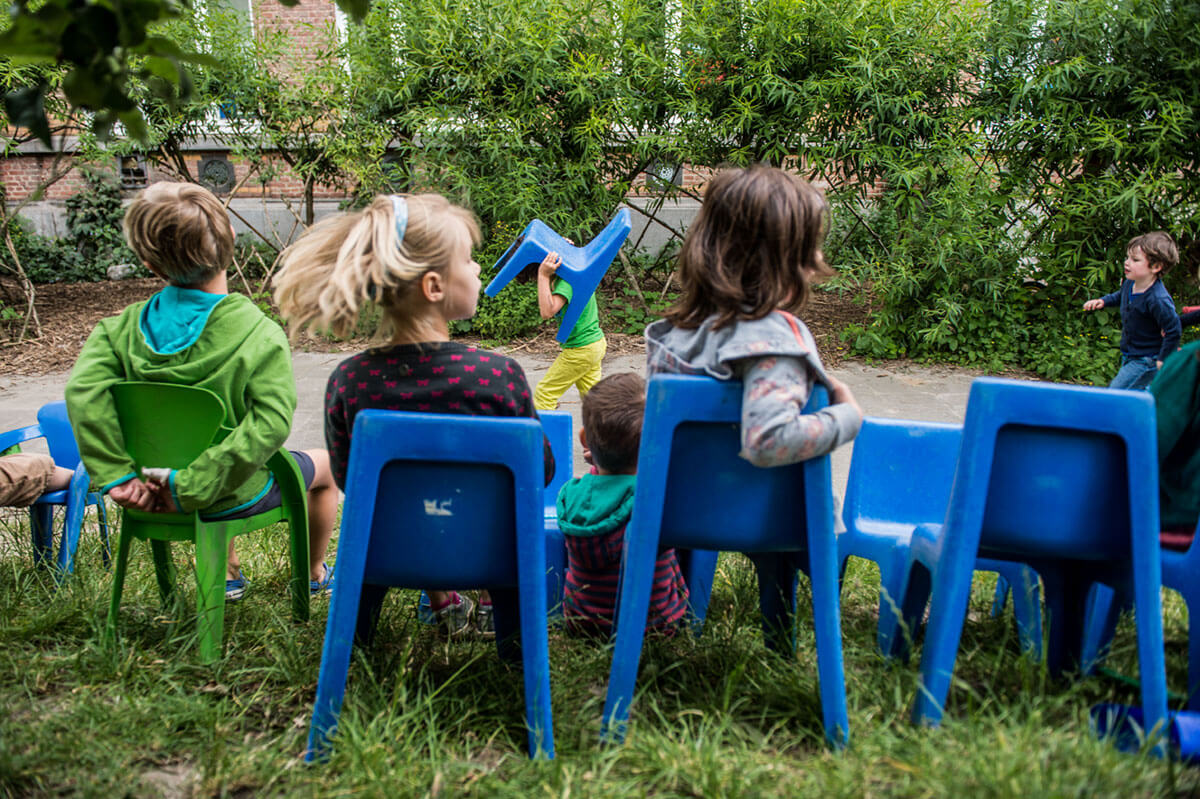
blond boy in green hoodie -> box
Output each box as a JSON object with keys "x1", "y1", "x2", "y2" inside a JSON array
[{"x1": 66, "y1": 182, "x2": 334, "y2": 601}]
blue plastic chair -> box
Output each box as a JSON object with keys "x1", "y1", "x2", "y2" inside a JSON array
[
  {"x1": 840, "y1": 416, "x2": 1042, "y2": 659},
  {"x1": 892, "y1": 378, "x2": 1167, "y2": 738},
  {"x1": 306, "y1": 411, "x2": 556, "y2": 760},
  {"x1": 484, "y1": 209, "x2": 632, "y2": 343},
  {"x1": 600, "y1": 375, "x2": 848, "y2": 748},
  {"x1": 540, "y1": 411, "x2": 572, "y2": 613},
  {"x1": 1082, "y1": 516, "x2": 1200, "y2": 709},
  {"x1": 0, "y1": 401, "x2": 109, "y2": 576}
]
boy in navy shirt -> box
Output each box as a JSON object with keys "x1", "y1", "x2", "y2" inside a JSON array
[{"x1": 1083, "y1": 231, "x2": 1180, "y2": 389}]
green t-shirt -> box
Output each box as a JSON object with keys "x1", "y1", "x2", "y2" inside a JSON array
[{"x1": 553, "y1": 278, "x2": 605, "y2": 349}]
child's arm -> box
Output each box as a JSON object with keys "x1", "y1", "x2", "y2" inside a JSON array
[
  {"x1": 733, "y1": 356, "x2": 862, "y2": 467},
  {"x1": 1084, "y1": 288, "x2": 1122, "y2": 311},
  {"x1": 167, "y1": 327, "x2": 297, "y2": 513},
  {"x1": 1153, "y1": 294, "x2": 1182, "y2": 365},
  {"x1": 537, "y1": 252, "x2": 567, "y2": 319},
  {"x1": 1181, "y1": 306, "x2": 1200, "y2": 329},
  {"x1": 65, "y1": 323, "x2": 142, "y2": 495}
]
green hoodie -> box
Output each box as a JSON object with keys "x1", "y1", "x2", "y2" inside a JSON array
[
  {"x1": 555, "y1": 473, "x2": 636, "y2": 537},
  {"x1": 66, "y1": 287, "x2": 296, "y2": 516}
]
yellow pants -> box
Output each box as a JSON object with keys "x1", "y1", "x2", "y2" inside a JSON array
[{"x1": 534, "y1": 338, "x2": 607, "y2": 410}]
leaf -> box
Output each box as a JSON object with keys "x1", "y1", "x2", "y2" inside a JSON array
[{"x1": 3, "y1": 83, "x2": 52, "y2": 146}]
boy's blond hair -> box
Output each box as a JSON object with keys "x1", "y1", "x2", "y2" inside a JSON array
[
  {"x1": 123, "y1": 182, "x2": 235, "y2": 286},
  {"x1": 1128, "y1": 231, "x2": 1179, "y2": 275}
]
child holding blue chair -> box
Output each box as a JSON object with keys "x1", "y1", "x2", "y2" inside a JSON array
[{"x1": 273, "y1": 193, "x2": 555, "y2": 638}]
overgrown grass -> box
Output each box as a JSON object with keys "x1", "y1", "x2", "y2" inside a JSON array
[{"x1": 0, "y1": 510, "x2": 1194, "y2": 797}]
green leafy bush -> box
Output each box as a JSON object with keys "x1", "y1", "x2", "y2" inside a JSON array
[{"x1": 62, "y1": 170, "x2": 140, "y2": 282}]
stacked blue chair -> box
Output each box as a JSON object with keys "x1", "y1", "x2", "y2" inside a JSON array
[
  {"x1": 840, "y1": 416, "x2": 1041, "y2": 659},
  {"x1": 0, "y1": 401, "x2": 108, "y2": 576},
  {"x1": 539, "y1": 410, "x2": 572, "y2": 613},
  {"x1": 600, "y1": 375, "x2": 848, "y2": 748},
  {"x1": 307, "y1": 411, "x2": 556, "y2": 760},
  {"x1": 484, "y1": 210, "x2": 632, "y2": 343},
  {"x1": 1083, "y1": 516, "x2": 1200, "y2": 709},
  {"x1": 889, "y1": 378, "x2": 1166, "y2": 738}
]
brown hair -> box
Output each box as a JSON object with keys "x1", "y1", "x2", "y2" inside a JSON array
[
  {"x1": 273, "y1": 194, "x2": 481, "y2": 341},
  {"x1": 123, "y1": 182, "x2": 234, "y2": 286},
  {"x1": 581, "y1": 372, "x2": 645, "y2": 474},
  {"x1": 1127, "y1": 231, "x2": 1179, "y2": 275},
  {"x1": 666, "y1": 165, "x2": 832, "y2": 330}
]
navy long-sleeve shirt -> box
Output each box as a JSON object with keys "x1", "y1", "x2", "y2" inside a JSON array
[{"x1": 1100, "y1": 279, "x2": 1181, "y2": 361}]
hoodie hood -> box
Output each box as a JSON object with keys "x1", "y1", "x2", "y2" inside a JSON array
[
  {"x1": 555, "y1": 473, "x2": 636, "y2": 537},
  {"x1": 139, "y1": 286, "x2": 227, "y2": 355}
]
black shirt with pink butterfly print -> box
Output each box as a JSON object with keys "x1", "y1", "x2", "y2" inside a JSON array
[{"x1": 324, "y1": 341, "x2": 555, "y2": 488}]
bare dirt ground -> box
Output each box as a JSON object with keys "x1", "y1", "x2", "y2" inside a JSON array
[{"x1": 0, "y1": 279, "x2": 872, "y2": 376}]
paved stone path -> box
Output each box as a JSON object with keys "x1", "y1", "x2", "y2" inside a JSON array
[{"x1": 1, "y1": 349, "x2": 984, "y2": 522}]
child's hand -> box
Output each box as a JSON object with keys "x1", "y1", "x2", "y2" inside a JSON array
[
  {"x1": 1083, "y1": 298, "x2": 1105, "y2": 311},
  {"x1": 827, "y1": 376, "x2": 862, "y2": 417},
  {"x1": 538, "y1": 252, "x2": 562, "y2": 279},
  {"x1": 108, "y1": 477, "x2": 159, "y2": 511},
  {"x1": 142, "y1": 468, "x2": 183, "y2": 513}
]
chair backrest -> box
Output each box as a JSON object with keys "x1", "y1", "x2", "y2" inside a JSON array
[
  {"x1": 36, "y1": 401, "x2": 83, "y2": 469},
  {"x1": 110, "y1": 382, "x2": 225, "y2": 471},
  {"x1": 953, "y1": 378, "x2": 1158, "y2": 561},
  {"x1": 633, "y1": 374, "x2": 832, "y2": 553},
  {"x1": 342, "y1": 410, "x2": 546, "y2": 589},
  {"x1": 842, "y1": 417, "x2": 962, "y2": 538},
  {"x1": 539, "y1": 411, "x2": 573, "y2": 512}
]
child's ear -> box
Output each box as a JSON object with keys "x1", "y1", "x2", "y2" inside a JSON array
[
  {"x1": 1151, "y1": 260, "x2": 1164, "y2": 275},
  {"x1": 421, "y1": 270, "x2": 445, "y2": 303},
  {"x1": 578, "y1": 428, "x2": 588, "y2": 449}
]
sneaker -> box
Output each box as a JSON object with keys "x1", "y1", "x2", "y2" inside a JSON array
[
  {"x1": 225, "y1": 572, "x2": 248, "y2": 603},
  {"x1": 432, "y1": 592, "x2": 474, "y2": 637},
  {"x1": 310, "y1": 562, "x2": 334, "y2": 596},
  {"x1": 476, "y1": 601, "x2": 495, "y2": 639}
]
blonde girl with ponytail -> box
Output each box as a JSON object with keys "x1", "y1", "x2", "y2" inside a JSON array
[{"x1": 274, "y1": 194, "x2": 555, "y2": 637}]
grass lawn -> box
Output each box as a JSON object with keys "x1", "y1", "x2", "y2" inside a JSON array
[{"x1": 0, "y1": 513, "x2": 1195, "y2": 797}]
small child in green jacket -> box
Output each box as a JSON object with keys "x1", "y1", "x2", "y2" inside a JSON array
[{"x1": 65, "y1": 182, "x2": 335, "y2": 601}]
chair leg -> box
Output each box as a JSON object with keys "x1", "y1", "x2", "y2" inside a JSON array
[
  {"x1": 677, "y1": 549, "x2": 719, "y2": 637},
  {"x1": 1040, "y1": 571, "x2": 1090, "y2": 677},
  {"x1": 490, "y1": 588, "x2": 522, "y2": 663},
  {"x1": 29, "y1": 504, "x2": 53, "y2": 567},
  {"x1": 288, "y1": 517, "x2": 310, "y2": 624},
  {"x1": 97, "y1": 501, "x2": 111, "y2": 567},
  {"x1": 991, "y1": 576, "x2": 1010, "y2": 617},
  {"x1": 353, "y1": 584, "x2": 390, "y2": 649},
  {"x1": 807, "y1": 529, "x2": 850, "y2": 748},
  {"x1": 106, "y1": 528, "x2": 136, "y2": 645},
  {"x1": 307, "y1": 532, "x2": 370, "y2": 762},
  {"x1": 57, "y1": 495, "x2": 86, "y2": 577},
  {"x1": 194, "y1": 530, "x2": 230, "y2": 664},
  {"x1": 877, "y1": 548, "x2": 914, "y2": 659},
  {"x1": 149, "y1": 540, "x2": 178, "y2": 613},
  {"x1": 1008, "y1": 566, "x2": 1043, "y2": 661},
  {"x1": 1187, "y1": 597, "x2": 1200, "y2": 711},
  {"x1": 1081, "y1": 583, "x2": 1123, "y2": 676},
  {"x1": 911, "y1": 559, "x2": 972, "y2": 726},
  {"x1": 600, "y1": 522, "x2": 662, "y2": 744},
  {"x1": 516, "y1": 535, "x2": 555, "y2": 759},
  {"x1": 749, "y1": 553, "x2": 798, "y2": 654}
]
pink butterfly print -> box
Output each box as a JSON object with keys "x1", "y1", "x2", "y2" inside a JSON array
[
  {"x1": 370, "y1": 394, "x2": 382, "y2": 401},
  {"x1": 449, "y1": 402, "x2": 461, "y2": 410},
  {"x1": 464, "y1": 390, "x2": 476, "y2": 398},
  {"x1": 449, "y1": 377, "x2": 461, "y2": 384},
  {"x1": 478, "y1": 378, "x2": 490, "y2": 386},
  {"x1": 358, "y1": 382, "x2": 368, "y2": 390},
  {"x1": 480, "y1": 403, "x2": 492, "y2": 411},
  {"x1": 451, "y1": 354, "x2": 463, "y2": 361},
  {"x1": 419, "y1": 355, "x2": 433, "y2": 363},
  {"x1": 419, "y1": 404, "x2": 431, "y2": 411},
  {"x1": 369, "y1": 369, "x2": 381, "y2": 376},
  {"x1": 492, "y1": 368, "x2": 502, "y2": 377},
  {"x1": 432, "y1": 390, "x2": 444, "y2": 398},
  {"x1": 479, "y1": 355, "x2": 490, "y2": 362},
  {"x1": 432, "y1": 366, "x2": 445, "y2": 374},
  {"x1": 417, "y1": 379, "x2": 430, "y2": 387},
  {"x1": 400, "y1": 392, "x2": 414, "y2": 400},
  {"x1": 385, "y1": 381, "x2": 397, "y2": 388},
  {"x1": 386, "y1": 358, "x2": 398, "y2": 365},
  {"x1": 463, "y1": 365, "x2": 476, "y2": 373},
  {"x1": 507, "y1": 383, "x2": 516, "y2": 392}
]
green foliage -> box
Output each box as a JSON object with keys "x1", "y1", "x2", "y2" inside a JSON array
[
  {"x1": 3, "y1": 215, "x2": 81, "y2": 284},
  {"x1": 62, "y1": 170, "x2": 140, "y2": 281}
]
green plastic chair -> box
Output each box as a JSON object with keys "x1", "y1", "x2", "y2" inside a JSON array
[{"x1": 106, "y1": 381, "x2": 310, "y2": 663}]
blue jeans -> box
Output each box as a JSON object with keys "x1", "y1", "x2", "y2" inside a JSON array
[{"x1": 1109, "y1": 355, "x2": 1158, "y2": 390}]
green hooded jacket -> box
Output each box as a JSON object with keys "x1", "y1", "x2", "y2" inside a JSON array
[
  {"x1": 1151, "y1": 341, "x2": 1200, "y2": 529},
  {"x1": 65, "y1": 287, "x2": 296, "y2": 516},
  {"x1": 556, "y1": 473, "x2": 636, "y2": 538}
]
